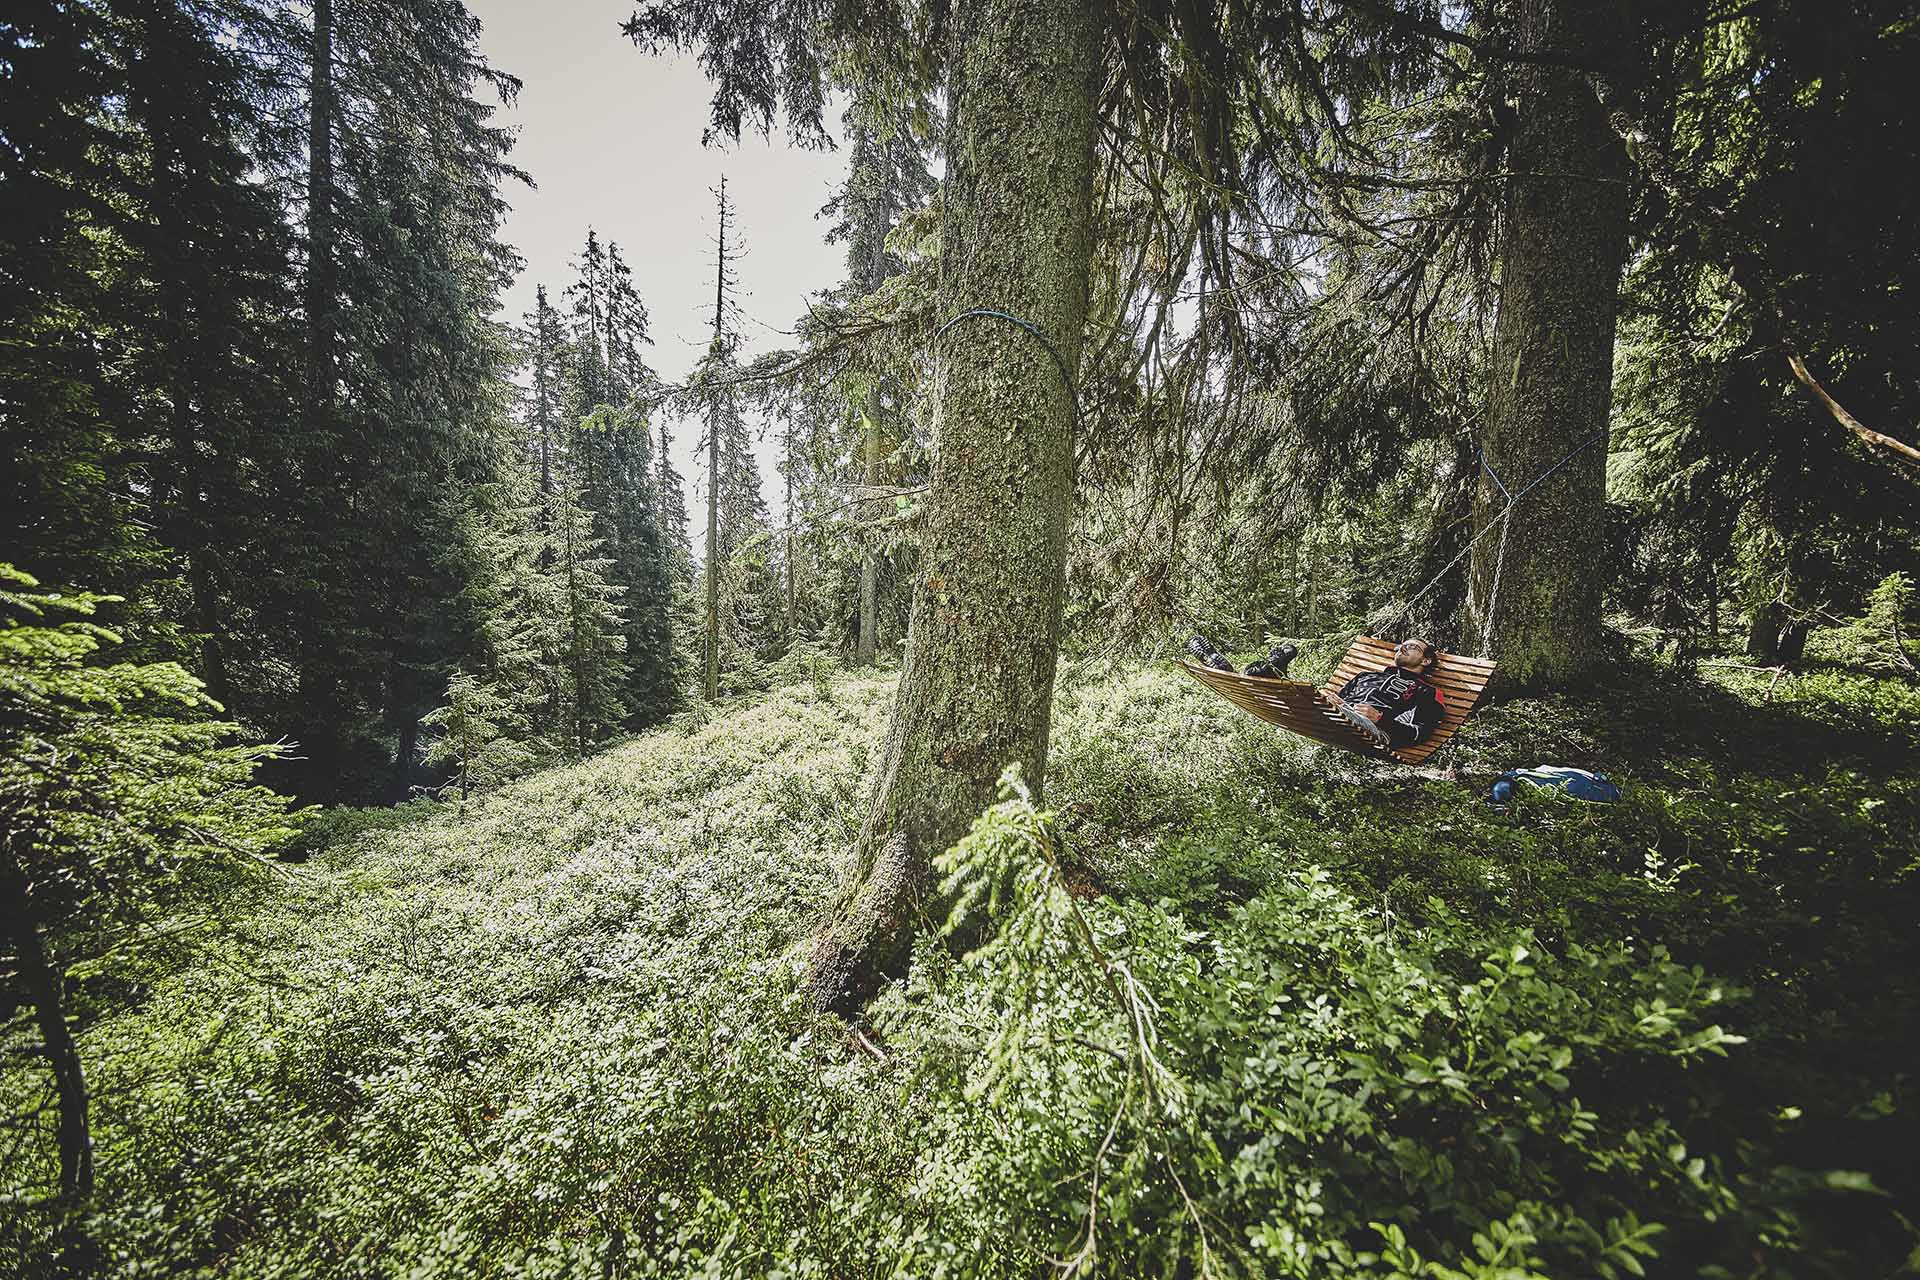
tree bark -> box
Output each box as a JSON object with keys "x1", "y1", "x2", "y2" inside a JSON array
[
  {"x1": 391, "y1": 703, "x2": 420, "y2": 802},
  {"x1": 703, "y1": 397, "x2": 721, "y2": 701},
  {"x1": 804, "y1": 0, "x2": 1100, "y2": 1015},
  {"x1": 856, "y1": 386, "x2": 882, "y2": 665},
  {"x1": 1747, "y1": 602, "x2": 1783, "y2": 664},
  {"x1": 1465, "y1": 0, "x2": 1631, "y2": 690},
  {"x1": 2, "y1": 858, "x2": 92, "y2": 1202},
  {"x1": 703, "y1": 182, "x2": 729, "y2": 703},
  {"x1": 848, "y1": 111, "x2": 891, "y2": 668},
  {"x1": 305, "y1": 0, "x2": 334, "y2": 413}
]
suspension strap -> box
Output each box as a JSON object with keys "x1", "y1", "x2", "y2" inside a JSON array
[
  {"x1": 1481, "y1": 505, "x2": 1514, "y2": 653},
  {"x1": 1378, "y1": 428, "x2": 1607, "y2": 648},
  {"x1": 931, "y1": 307, "x2": 1085, "y2": 439}
]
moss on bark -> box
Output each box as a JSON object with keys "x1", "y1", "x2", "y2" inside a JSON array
[
  {"x1": 804, "y1": 0, "x2": 1099, "y2": 1015},
  {"x1": 1465, "y1": 0, "x2": 1631, "y2": 692}
]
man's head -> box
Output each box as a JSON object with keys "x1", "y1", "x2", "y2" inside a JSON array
[{"x1": 1395, "y1": 638, "x2": 1437, "y2": 672}]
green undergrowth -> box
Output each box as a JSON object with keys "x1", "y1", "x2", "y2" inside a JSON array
[{"x1": 4, "y1": 654, "x2": 1915, "y2": 1277}]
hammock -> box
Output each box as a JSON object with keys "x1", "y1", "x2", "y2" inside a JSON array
[
  {"x1": 1178, "y1": 636, "x2": 1496, "y2": 765},
  {"x1": 1171, "y1": 430, "x2": 1621, "y2": 764}
]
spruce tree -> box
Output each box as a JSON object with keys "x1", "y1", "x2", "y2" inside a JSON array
[
  {"x1": 2, "y1": 0, "x2": 298, "y2": 710},
  {"x1": 553, "y1": 229, "x2": 675, "y2": 725},
  {"x1": 698, "y1": 178, "x2": 740, "y2": 700},
  {"x1": 547, "y1": 478, "x2": 630, "y2": 753},
  {"x1": 280, "y1": 0, "x2": 527, "y2": 799},
  {"x1": 1, "y1": 566, "x2": 298, "y2": 1205},
  {"x1": 526, "y1": 285, "x2": 567, "y2": 495},
  {"x1": 820, "y1": 87, "x2": 937, "y2": 664}
]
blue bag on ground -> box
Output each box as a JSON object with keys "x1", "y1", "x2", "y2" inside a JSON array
[{"x1": 1490, "y1": 766, "x2": 1622, "y2": 805}]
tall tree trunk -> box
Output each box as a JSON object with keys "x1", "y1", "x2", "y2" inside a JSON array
[
  {"x1": 804, "y1": 0, "x2": 1100, "y2": 1015},
  {"x1": 1464, "y1": 0, "x2": 1630, "y2": 689},
  {"x1": 305, "y1": 0, "x2": 334, "y2": 412},
  {"x1": 1746, "y1": 602, "x2": 1783, "y2": 663},
  {"x1": 857, "y1": 386, "x2": 881, "y2": 665},
  {"x1": 391, "y1": 699, "x2": 419, "y2": 802},
  {"x1": 850, "y1": 111, "x2": 891, "y2": 667},
  {"x1": 296, "y1": 0, "x2": 338, "y2": 795},
  {"x1": 2, "y1": 859, "x2": 92, "y2": 1202},
  {"x1": 784, "y1": 425, "x2": 798, "y2": 640},
  {"x1": 1305, "y1": 536, "x2": 1319, "y2": 633},
  {"x1": 704, "y1": 400, "x2": 721, "y2": 701},
  {"x1": 1706, "y1": 564, "x2": 1719, "y2": 644},
  {"x1": 702, "y1": 181, "x2": 729, "y2": 703}
]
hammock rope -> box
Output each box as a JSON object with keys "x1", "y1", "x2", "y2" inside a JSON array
[
  {"x1": 931, "y1": 307, "x2": 1085, "y2": 440},
  {"x1": 1185, "y1": 432, "x2": 1605, "y2": 762},
  {"x1": 1378, "y1": 428, "x2": 1609, "y2": 651}
]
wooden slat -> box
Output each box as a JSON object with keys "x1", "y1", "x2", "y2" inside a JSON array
[
  {"x1": 1346, "y1": 636, "x2": 1497, "y2": 674},
  {"x1": 1176, "y1": 633, "x2": 1498, "y2": 767},
  {"x1": 1327, "y1": 667, "x2": 1488, "y2": 699},
  {"x1": 1330, "y1": 658, "x2": 1489, "y2": 686},
  {"x1": 1177, "y1": 661, "x2": 1395, "y2": 758}
]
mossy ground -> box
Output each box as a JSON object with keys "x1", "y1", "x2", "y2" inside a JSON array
[{"x1": 4, "y1": 651, "x2": 1915, "y2": 1276}]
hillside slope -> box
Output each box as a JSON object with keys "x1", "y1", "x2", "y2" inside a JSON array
[{"x1": 5, "y1": 655, "x2": 1916, "y2": 1277}]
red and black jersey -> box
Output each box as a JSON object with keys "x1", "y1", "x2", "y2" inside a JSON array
[{"x1": 1336, "y1": 665, "x2": 1447, "y2": 747}]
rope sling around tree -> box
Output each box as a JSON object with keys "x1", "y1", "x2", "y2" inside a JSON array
[
  {"x1": 924, "y1": 303, "x2": 1600, "y2": 764},
  {"x1": 1180, "y1": 429, "x2": 1607, "y2": 765}
]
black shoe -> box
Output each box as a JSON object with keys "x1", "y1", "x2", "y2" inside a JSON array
[
  {"x1": 1247, "y1": 644, "x2": 1299, "y2": 680},
  {"x1": 1187, "y1": 634, "x2": 1235, "y2": 673}
]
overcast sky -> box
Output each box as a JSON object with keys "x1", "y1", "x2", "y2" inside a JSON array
[{"x1": 468, "y1": 0, "x2": 851, "y2": 523}]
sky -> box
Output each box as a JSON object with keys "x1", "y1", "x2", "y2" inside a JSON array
[{"x1": 467, "y1": 0, "x2": 852, "y2": 524}]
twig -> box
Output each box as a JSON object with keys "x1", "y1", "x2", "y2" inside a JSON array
[{"x1": 851, "y1": 1027, "x2": 890, "y2": 1064}]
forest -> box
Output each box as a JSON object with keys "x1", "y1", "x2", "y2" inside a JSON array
[{"x1": 2, "y1": 0, "x2": 1917, "y2": 1275}]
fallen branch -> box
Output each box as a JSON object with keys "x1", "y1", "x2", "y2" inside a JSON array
[
  {"x1": 1782, "y1": 346, "x2": 1920, "y2": 470},
  {"x1": 851, "y1": 1027, "x2": 890, "y2": 1065},
  {"x1": 1593, "y1": 84, "x2": 1920, "y2": 476}
]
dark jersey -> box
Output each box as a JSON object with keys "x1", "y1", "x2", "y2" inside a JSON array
[{"x1": 1337, "y1": 666, "x2": 1446, "y2": 748}]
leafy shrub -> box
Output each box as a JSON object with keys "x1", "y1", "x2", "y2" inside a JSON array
[
  {"x1": 0, "y1": 566, "x2": 302, "y2": 1259},
  {"x1": 282, "y1": 797, "x2": 444, "y2": 861},
  {"x1": 869, "y1": 773, "x2": 1748, "y2": 1277},
  {"x1": 5, "y1": 659, "x2": 1913, "y2": 1277},
  {"x1": 1805, "y1": 571, "x2": 1918, "y2": 674}
]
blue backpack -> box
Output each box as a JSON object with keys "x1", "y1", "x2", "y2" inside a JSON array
[{"x1": 1491, "y1": 766, "x2": 1622, "y2": 805}]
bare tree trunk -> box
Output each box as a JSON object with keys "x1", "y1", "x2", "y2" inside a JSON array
[
  {"x1": 1465, "y1": 0, "x2": 1630, "y2": 689},
  {"x1": 703, "y1": 180, "x2": 731, "y2": 703},
  {"x1": 2, "y1": 858, "x2": 92, "y2": 1202},
  {"x1": 804, "y1": 0, "x2": 1100, "y2": 1015},
  {"x1": 857, "y1": 386, "x2": 881, "y2": 665},
  {"x1": 305, "y1": 0, "x2": 334, "y2": 412},
  {"x1": 784, "y1": 425, "x2": 798, "y2": 641},
  {"x1": 704, "y1": 402, "x2": 720, "y2": 701}
]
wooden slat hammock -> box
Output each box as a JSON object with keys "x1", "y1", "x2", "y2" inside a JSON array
[
  {"x1": 1178, "y1": 638, "x2": 1497, "y2": 765},
  {"x1": 1175, "y1": 430, "x2": 1619, "y2": 764}
]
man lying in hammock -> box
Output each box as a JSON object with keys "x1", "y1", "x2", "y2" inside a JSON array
[{"x1": 1334, "y1": 638, "x2": 1447, "y2": 748}]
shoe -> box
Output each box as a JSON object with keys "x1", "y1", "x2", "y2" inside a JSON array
[
  {"x1": 1187, "y1": 634, "x2": 1235, "y2": 673},
  {"x1": 1248, "y1": 644, "x2": 1298, "y2": 680}
]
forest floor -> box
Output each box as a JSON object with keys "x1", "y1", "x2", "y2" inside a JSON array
[{"x1": 5, "y1": 644, "x2": 1917, "y2": 1278}]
